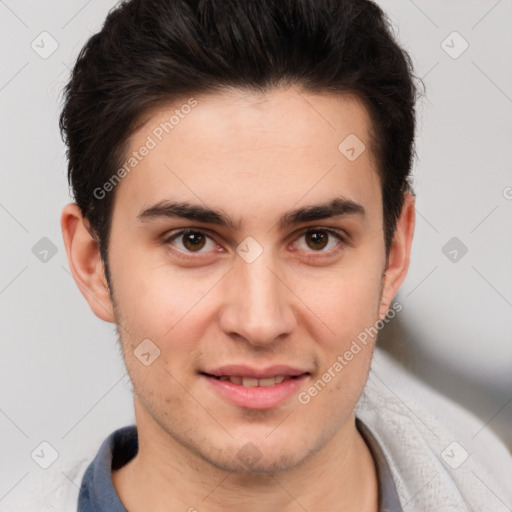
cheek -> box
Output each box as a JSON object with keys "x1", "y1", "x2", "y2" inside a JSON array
[
  {"x1": 109, "y1": 254, "x2": 219, "y2": 394},
  {"x1": 291, "y1": 253, "x2": 382, "y2": 408},
  {"x1": 298, "y1": 291, "x2": 377, "y2": 423},
  {"x1": 293, "y1": 259, "x2": 383, "y2": 347},
  {"x1": 110, "y1": 249, "x2": 218, "y2": 342}
]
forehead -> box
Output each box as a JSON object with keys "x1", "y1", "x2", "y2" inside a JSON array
[{"x1": 113, "y1": 87, "x2": 382, "y2": 225}]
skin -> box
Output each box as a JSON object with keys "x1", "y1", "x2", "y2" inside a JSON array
[{"x1": 62, "y1": 86, "x2": 415, "y2": 512}]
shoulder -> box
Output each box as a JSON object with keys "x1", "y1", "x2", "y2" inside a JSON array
[{"x1": 357, "y1": 348, "x2": 512, "y2": 511}]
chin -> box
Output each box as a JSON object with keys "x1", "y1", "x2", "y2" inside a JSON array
[
  {"x1": 205, "y1": 447, "x2": 307, "y2": 475},
  {"x1": 193, "y1": 429, "x2": 325, "y2": 476}
]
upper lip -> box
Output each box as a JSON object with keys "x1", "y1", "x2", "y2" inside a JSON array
[{"x1": 201, "y1": 365, "x2": 310, "y2": 379}]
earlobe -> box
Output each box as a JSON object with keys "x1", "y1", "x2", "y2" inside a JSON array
[
  {"x1": 61, "y1": 203, "x2": 115, "y2": 323},
  {"x1": 378, "y1": 193, "x2": 416, "y2": 319}
]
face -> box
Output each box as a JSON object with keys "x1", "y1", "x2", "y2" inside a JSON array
[{"x1": 70, "y1": 87, "x2": 412, "y2": 474}]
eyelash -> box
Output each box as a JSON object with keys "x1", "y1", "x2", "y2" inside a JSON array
[{"x1": 163, "y1": 227, "x2": 348, "y2": 261}]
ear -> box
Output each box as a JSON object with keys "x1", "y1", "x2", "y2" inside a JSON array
[
  {"x1": 378, "y1": 192, "x2": 415, "y2": 319},
  {"x1": 61, "y1": 203, "x2": 115, "y2": 323}
]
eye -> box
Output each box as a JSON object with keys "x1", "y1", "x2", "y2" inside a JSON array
[
  {"x1": 165, "y1": 229, "x2": 218, "y2": 253},
  {"x1": 293, "y1": 228, "x2": 345, "y2": 254}
]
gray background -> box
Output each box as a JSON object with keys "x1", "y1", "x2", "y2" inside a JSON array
[{"x1": 1, "y1": 0, "x2": 511, "y2": 504}]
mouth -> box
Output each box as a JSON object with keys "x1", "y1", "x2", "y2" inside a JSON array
[
  {"x1": 199, "y1": 366, "x2": 311, "y2": 410},
  {"x1": 201, "y1": 373, "x2": 305, "y2": 387}
]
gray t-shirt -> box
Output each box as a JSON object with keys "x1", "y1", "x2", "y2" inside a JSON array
[{"x1": 77, "y1": 420, "x2": 403, "y2": 511}]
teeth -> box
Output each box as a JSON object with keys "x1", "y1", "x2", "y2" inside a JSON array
[
  {"x1": 216, "y1": 375, "x2": 291, "y2": 386},
  {"x1": 242, "y1": 377, "x2": 259, "y2": 387}
]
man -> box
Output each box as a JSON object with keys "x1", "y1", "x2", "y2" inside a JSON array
[{"x1": 14, "y1": 0, "x2": 512, "y2": 510}]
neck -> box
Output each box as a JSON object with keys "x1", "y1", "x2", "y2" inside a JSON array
[{"x1": 112, "y1": 403, "x2": 378, "y2": 512}]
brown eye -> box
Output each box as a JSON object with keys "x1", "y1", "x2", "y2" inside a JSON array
[
  {"x1": 305, "y1": 231, "x2": 329, "y2": 250},
  {"x1": 182, "y1": 231, "x2": 206, "y2": 251},
  {"x1": 292, "y1": 228, "x2": 345, "y2": 258},
  {"x1": 165, "y1": 229, "x2": 217, "y2": 254}
]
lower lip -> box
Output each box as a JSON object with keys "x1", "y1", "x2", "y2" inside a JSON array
[{"x1": 202, "y1": 374, "x2": 309, "y2": 410}]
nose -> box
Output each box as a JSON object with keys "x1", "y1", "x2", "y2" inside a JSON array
[{"x1": 218, "y1": 251, "x2": 296, "y2": 347}]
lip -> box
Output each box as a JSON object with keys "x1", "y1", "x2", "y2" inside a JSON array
[{"x1": 200, "y1": 366, "x2": 310, "y2": 410}]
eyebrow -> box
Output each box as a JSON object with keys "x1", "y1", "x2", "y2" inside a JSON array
[{"x1": 137, "y1": 196, "x2": 365, "y2": 230}]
